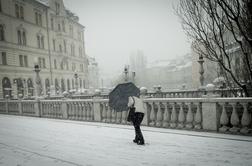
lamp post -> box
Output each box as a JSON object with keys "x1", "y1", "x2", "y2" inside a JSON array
[
  {"x1": 34, "y1": 58, "x2": 42, "y2": 97},
  {"x1": 124, "y1": 65, "x2": 129, "y2": 82},
  {"x1": 74, "y1": 71, "x2": 78, "y2": 92},
  {"x1": 198, "y1": 54, "x2": 205, "y2": 89}
]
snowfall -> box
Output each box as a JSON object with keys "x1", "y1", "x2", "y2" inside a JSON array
[{"x1": 0, "y1": 115, "x2": 252, "y2": 166}]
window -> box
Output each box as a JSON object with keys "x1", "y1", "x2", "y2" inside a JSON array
[
  {"x1": 59, "y1": 44, "x2": 62, "y2": 52},
  {"x1": 35, "y1": 12, "x2": 42, "y2": 26},
  {"x1": 60, "y1": 61, "x2": 63, "y2": 70},
  {"x1": 1, "y1": 52, "x2": 7, "y2": 65},
  {"x1": 79, "y1": 47, "x2": 82, "y2": 57},
  {"x1": 19, "y1": 55, "x2": 28, "y2": 67},
  {"x1": 24, "y1": 55, "x2": 28, "y2": 67},
  {"x1": 19, "y1": 55, "x2": 23, "y2": 67},
  {"x1": 62, "y1": 21, "x2": 65, "y2": 32},
  {"x1": 53, "y1": 39, "x2": 56, "y2": 51},
  {"x1": 55, "y1": 2, "x2": 60, "y2": 15},
  {"x1": 51, "y1": 18, "x2": 54, "y2": 30},
  {"x1": 69, "y1": 25, "x2": 73, "y2": 37},
  {"x1": 66, "y1": 61, "x2": 69, "y2": 70},
  {"x1": 15, "y1": 4, "x2": 19, "y2": 18},
  {"x1": 20, "y1": 6, "x2": 24, "y2": 19},
  {"x1": 71, "y1": 44, "x2": 75, "y2": 56},
  {"x1": 37, "y1": 36, "x2": 40, "y2": 48},
  {"x1": 80, "y1": 64, "x2": 84, "y2": 72},
  {"x1": 58, "y1": 24, "x2": 61, "y2": 31},
  {"x1": 0, "y1": 24, "x2": 4, "y2": 41},
  {"x1": 54, "y1": 59, "x2": 57, "y2": 69},
  {"x1": 72, "y1": 63, "x2": 76, "y2": 71},
  {"x1": 63, "y1": 40, "x2": 67, "y2": 53},
  {"x1": 22, "y1": 31, "x2": 26, "y2": 45},
  {"x1": 17, "y1": 30, "x2": 21, "y2": 44},
  {"x1": 38, "y1": 57, "x2": 46, "y2": 68},
  {"x1": 17, "y1": 29, "x2": 26, "y2": 45},
  {"x1": 37, "y1": 35, "x2": 44, "y2": 49},
  {"x1": 15, "y1": 4, "x2": 24, "y2": 19},
  {"x1": 41, "y1": 36, "x2": 44, "y2": 49}
]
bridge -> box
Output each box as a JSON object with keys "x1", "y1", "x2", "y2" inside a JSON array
[{"x1": 0, "y1": 114, "x2": 252, "y2": 166}]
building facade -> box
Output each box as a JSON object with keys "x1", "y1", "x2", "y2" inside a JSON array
[
  {"x1": 0, "y1": 0, "x2": 88, "y2": 98},
  {"x1": 88, "y1": 56, "x2": 99, "y2": 89}
]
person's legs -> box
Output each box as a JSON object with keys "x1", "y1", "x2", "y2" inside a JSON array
[{"x1": 133, "y1": 113, "x2": 145, "y2": 145}]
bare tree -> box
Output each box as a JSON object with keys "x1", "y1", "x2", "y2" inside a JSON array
[{"x1": 176, "y1": 0, "x2": 252, "y2": 96}]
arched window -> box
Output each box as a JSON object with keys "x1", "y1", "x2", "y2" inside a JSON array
[
  {"x1": 61, "y1": 79, "x2": 65, "y2": 92},
  {"x1": 55, "y1": 78, "x2": 59, "y2": 94},
  {"x1": 27, "y1": 78, "x2": 34, "y2": 96},
  {"x1": 67, "y1": 79, "x2": 70, "y2": 91},
  {"x1": 45, "y1": 79, "x2": 50, "y2": 95},
  {"x1": 15, "y1": 78, "x2": 24, "y2": 97},
  {"x1": 72, "y1": 79, "x2": 74, "y2": 89},
  {"x1": 2, "y1": 77, "x2": 12, "y2": 98},
  {"x1": 0, "y1": 24, "x2": 5, "y2": 41},
  {"x1": 17, "y1": 27, "x2": 26, "y2": 45},
  {"x1": 79, "y1": 78, "x2": 82, "y2": 89}
]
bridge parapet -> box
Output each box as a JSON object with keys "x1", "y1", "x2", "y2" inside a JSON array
[{"x1": 0, "y1": 97, "x2": 251, "y2": 135}]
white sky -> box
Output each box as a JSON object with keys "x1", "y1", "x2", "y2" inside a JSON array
[{"x1": 63, "y1": 0, "x2": 191, "y2": 76}]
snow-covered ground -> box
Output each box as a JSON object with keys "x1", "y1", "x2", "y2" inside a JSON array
[{"x1": 0, "y1": 115, "x2": 252, "y2": 166}]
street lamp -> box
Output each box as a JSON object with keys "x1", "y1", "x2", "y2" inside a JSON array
[
  {"x1": 74, "y1": 71, "x2": 78, "y2": 92},
  {"x1": 34, "y1": 58, "x2": 42, "y2": 97},
  {"x1": 198, "y1": 54, "x2": 205, "y2": 89},
  {"x1": 124, "y1": 65, "x2": 129, "y2": 82}
]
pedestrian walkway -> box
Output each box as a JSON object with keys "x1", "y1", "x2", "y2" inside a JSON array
[{"x1": 0, "y1": 115, "x2": 252, "y2": 166}]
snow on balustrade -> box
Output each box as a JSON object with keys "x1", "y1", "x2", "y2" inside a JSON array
[
  {"x1": 66, "y1": 100, "x2": 94, "y2": 121},
  {"x1": 144, "y1": 99, "x2": 202, "y2": 130},
  {"x1": 0, "y1": 97, "x2": 251, "y2": 135},
  {"x1": 21, "y1": 100, "x2": 36, "y2": 115}
]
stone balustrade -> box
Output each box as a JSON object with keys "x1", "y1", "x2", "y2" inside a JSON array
[{"x1": 0, "y1": 97, "x2": 251, "y2": 135}]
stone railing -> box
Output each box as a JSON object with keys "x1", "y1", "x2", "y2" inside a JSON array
[
  {"x1": 146, "y1": 88, "x2": 244, "y2": 98},
  {"x1": 0, "y1": 97, "x2": 251, "y2": 135},
  {"x1": 143, "y1": 98, "x2": 252, "y2": 134}
]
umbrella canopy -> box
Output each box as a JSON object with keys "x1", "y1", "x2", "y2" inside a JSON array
[{"x1": 109, "y1": 82, "x2": 140, "y2": 111}]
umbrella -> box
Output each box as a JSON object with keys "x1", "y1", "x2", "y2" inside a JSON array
[{"x1": 109, "y1": 82, "x2": 140, "y2": 111}]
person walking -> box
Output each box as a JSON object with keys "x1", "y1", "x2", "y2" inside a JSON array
[{"x1": 127, "y1": 96, "x2": 145, "y2": 145}]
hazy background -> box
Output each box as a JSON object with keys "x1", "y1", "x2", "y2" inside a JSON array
[{"x1": 63, "y1": 0, "x2": 191, "y2": 76}]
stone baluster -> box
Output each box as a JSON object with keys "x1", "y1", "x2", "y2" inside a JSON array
[
  {"x1": 185, "y1": 102, "x2": 193, "y2": 129},
  {"x1": 106, "y1": 105, "x2": 112, "y2": 123},
  {"x1": 111, "y1": 109, "x2": 116, "y2": 123},
  {"x1": 229, "y1": 102, "x2": 240, "y2": 133},
  {"x1": 74, "y1": 102, "x2": 79, "y2": 120},
  {"x1": 68, "y1": 102, "x2": 72, "y2": 119},
  {"x1": 219, "y1": 103, "x2": 229, "y2": 132},
  {"x1": 162, "y1": 102, "x2": 170, "y2": 128},
  {"x1": 90, "y1": 103, "x2": 94, "y2": 121},
  {"x1": 87, "y1": 103, "x2": 91, "y2": 121},
  {"x1": 121, "y1": 110, "x2": 127, "y2": 124},
  {"x1": 194, "y1": 102, "x2": 202, "y2": 129},
  {"x1": 102, "y1": 103, "x2": 106, "y2": 122},
  {"x1": 79, "y1": 102, "x2": 84, "y2": 120},
  {"x1": 240, "y1": 103, "x2": 251, "y2": 134},
  {"x1": 170, "y1": 103, "x2": 177, "y2": 128},
  {"x1": 149, "y1": 102, "x2": 156, "y2": 126},
  {"x1": 116, "y1": 111, "x2": 122, "y2": 124},
  {"x1": 156, "y1": 102, "x2": 163, "y2": 127},
  {"x1": 178, "y1": 102, "x2": 185, "y2": 128}
]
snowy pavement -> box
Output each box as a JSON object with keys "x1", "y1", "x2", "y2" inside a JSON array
[{"x1": 0, "y1": 115, "x2": 252, "y2": 166}]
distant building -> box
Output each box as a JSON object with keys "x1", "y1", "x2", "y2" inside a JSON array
[
  {"x1": 88, "y1": 56, "x2": 99, "y2": 89},
  {"x1": 129, "y1": 50, "x2": 147, "y2": 86},
  {"x1": 145, "y1": 54, "x2": 193, "y2": 91},
  {"x1": 0, "y1": 0, "x2": 88, "y2": 98}
]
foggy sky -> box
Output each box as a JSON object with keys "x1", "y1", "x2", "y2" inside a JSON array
[{"x1": 63, "y1": 0, "x2": 191, "y2": 77}]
